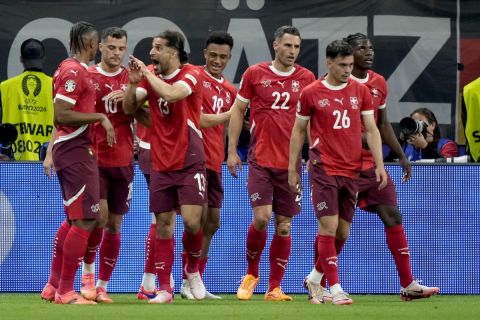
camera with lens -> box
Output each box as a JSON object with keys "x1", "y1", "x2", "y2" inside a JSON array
[
  {"x1": 399, "y1": 117, "x2": 428, "y2": 141},
  {"x1": 0, "y1": 123, "x2": 18, "y2": 160}
]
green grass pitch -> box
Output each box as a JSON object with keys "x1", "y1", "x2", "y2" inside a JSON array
[{"x1": 1, "y1": 294, "x2": 479, "y2": 320}]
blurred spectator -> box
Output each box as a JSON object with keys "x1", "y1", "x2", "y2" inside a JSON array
[
  {"x1": 0, "y1": 38, "x2": 54, "y2": 160},
  {"x1": 462, "y1": 76, "x2": 480, "y2": 162},
  {"x1": 388, "y1": 107, "x2": 458, "y2": 162}
]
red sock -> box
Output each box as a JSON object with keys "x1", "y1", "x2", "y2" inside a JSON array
[
  {"x1": 98, "y1": 231, "x2": 121, "y2": 282},
  {"x1": 317, "y1": 235, "x2": 339, "y2": 287},
  {"x1": 154, "y1": 238, "x2": 174, "y2": 291},
  {"x1": 83, "y1": 227, "x2": 103, "y2": 265},
  {"x1": 246, "y1": 224, "x2": 267, "y2": 278},
  {"x1": 57, "y1": 226, "x2": 91, "y2": 294},
  {"x1": 144, "y1": 224, "x2": 156, "y2": 274},
  {"x1": 48, "y1": 220, "x2": 70, "y2": 288},
  {"x1": 315, "y1": 236, "x2": 346, "y2": 287},
  {"x1": 386, "y1": 225, "x2": 414, "y2": 288},
  {"x1": 268, "y1": 234, "x2": 291, "y2": 291},
  {"x1": 181, "y1": 251, "x2": 188, "y2": 280},
  {"x1": 199, "y1": 257, "x2": 208, "y2": 277},
  {"x1": 183, "y1": 230, "x2": 203, "y2": 274}
]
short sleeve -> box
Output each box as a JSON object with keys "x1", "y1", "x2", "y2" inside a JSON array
[
  {"x1": 237, "y1": 66, "x2": 254, "y2": 103},
  {"x1": 55, "y1": 67, "x2": 84, "y2": 104}
]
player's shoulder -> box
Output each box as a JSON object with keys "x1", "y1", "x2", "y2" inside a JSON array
[
  {"x1": 57, "y1": 58, "x2": 88, "y2": 77},
  {"x1": 368, "y1": 70, "x2": 386, "y2": 86},
  {"x1": 294, "y1": 64, "x2": 316, "y2": 78},
  {"x1": 302, "y1": 79, "x2": 322, "y2": 94}
]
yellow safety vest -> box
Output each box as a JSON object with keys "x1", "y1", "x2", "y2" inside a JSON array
[
  {"x1": 463, "y1": 77, "x2": 480, "y2": 162},
  {"x1": 1, "y1": 71, "x2": 54, "y2": 161}
]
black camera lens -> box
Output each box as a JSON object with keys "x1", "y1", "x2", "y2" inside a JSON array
[
  {"x1": 0, "y1": 123, "x2": 18, "y2": 146},
  {"x1": 399, "y1": 117, "x2": 418, "y2": 137}
]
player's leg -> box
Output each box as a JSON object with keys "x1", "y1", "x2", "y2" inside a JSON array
[{"x1": 138, "y1": 213, "x2": 159, "y2": 300}]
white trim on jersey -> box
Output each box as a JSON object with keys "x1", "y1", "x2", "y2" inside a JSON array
[
  {"x1": 250, "y1": 119, "x2": 256, "y2": 134},
  {"x1": 63, "y1": 185, "x2": 86, "y2": 207},
  {"x1": 138, "y1": 140, "x2": 151, "y2": 150},
  {"x1": 55, "y1": 93, "x2": 76, "y2": 105},
  {"x1": 379, "y1": 103, "x2": 386, "y2": 109},
  {"x1": 95, "y1": 65, "x2": 124, "y2": 77},
  {"x1": 187, "y1": 119, "x2": 203, "y2": 138},
  {"x1": 162, "y1": 68, "x2": 181, "y2": 80},
  {"x1": 236, "y1": 94, "x2": 250, "y2": 103},
  {"x1": 269, "y1": 64, "x2": 296, "y2": 77},
  {"x1": 310, "y1": 137, "x2": 320, "y2": 149},
  {"x1": 361, "y1": 110, "x2": 374, "y2": 115},
  {"x1": 321, "y1": 79, "x2": 348, "y2": 91},
  {"x1": 177, "y1": 80, "x2": 192, "y2": 95},
  {"x1": 296, "y1": 113, "x2": 311, "y2": 121},
  {"x1": 203, "y1": 67, "x2": 225, "y2": 83},
  {"x1": 185, "y1": 74, "x2": 197, "y2": 85},
  {"x1": 350, "y1": 73, "x2": 369, "y2": 84},
  {"x1": 53, "y1": 124, "x2": 88, "y2": 145}
]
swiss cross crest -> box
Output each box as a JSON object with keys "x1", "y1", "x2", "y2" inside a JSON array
[
  {"x1": 371, "y1": 88, "x2": 379, "y2": 96},
  {"x1": 261, "y1": 79, "x2": 272, "y2": 88},
  {"x1": 350, "y1": 96, "x2": 359, "y2": 109},
  {"x1": 318, "y1": 99, "x2": 330, "y2": 108},
  {"x1": 225, "y1": 91, "x2": 231, "y2": 104},
  {"x1": 93, "y1": 82, "x2": 100, "y2": 91},
  {"x1": 203, "y1": 81, "x2": 211, "y2": 89},
  {"x1": 120, "y1": 84, "x2": 128, "y2": 91},
  {"x1": 291, "y1": 80, "x2": 300, "y2": 92}
]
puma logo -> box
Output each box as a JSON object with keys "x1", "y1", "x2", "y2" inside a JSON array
[
  {"x1": 334, "y1": 98, "x2": 343, "y2": 105},
  {"x1": 70, "y1": 70, "x2": 78, "y2": 76},
  {"x1": 277, "y1": 80, "x2": 285, "y2": 88},
  {"x1": 155, "y1": 262, "x2": 166, "y2": 270},
  {"x1": 215, "y1": 85, "x2": 223, "y2": 94},
  {"x1": 105, "y1": 83, "x2": 114, "y2": 91},
  {"x1": 247, "y1": 250, "x2": 257, "y2": 260}
]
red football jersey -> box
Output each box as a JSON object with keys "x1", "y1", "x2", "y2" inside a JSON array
[
  {"x1": 136, "y1": 122, "x2": 150, "y2": 147},
  {"x1": 53, "y1": 58, "x2": 96, "y2": 144},
  {"x1": 351, "y1": 71, "x2": 388, "y2": 170},
  {"x1": 297, "y1": 78, "x2": 374, "y2": 178},
  {"x1": 89, "y1": 65, "x2": 134, "y2": 167},
  {"x1": 137, "y1": 64, "x2": 204, "y2": 171},
  {"x1": 237, "y1": 62, "x2": 315, "y2": 170},
  {"x1": 199, "y1": 67, "x2": 237, "y2": 172}
]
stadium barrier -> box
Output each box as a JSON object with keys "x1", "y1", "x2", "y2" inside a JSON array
[{"x1": 0, "y1": 163, "x2": 478, "y2": 294}]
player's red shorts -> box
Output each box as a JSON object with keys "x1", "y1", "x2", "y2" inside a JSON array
[
  {"x1": 247, "y1": 162, "x2": 301, "y2": 217},
  {"x1": 149, "y1": 162, "x2": 207, "y2": 213},
  {"x1": 310, "y1": 163, "x2": 358, "y2": 223},
  {"x1": 56, "y1": 158, "x2": 100, "y2": 221},
  {"x1": 357, "y1": 167, "x2": 398, "y2": 211},
  {"x1": 206, "y1": 168, "x2": 223, "y2": 209},
  {"x1": 99, "y1": 166, "x2": 134, "y2": 215}
]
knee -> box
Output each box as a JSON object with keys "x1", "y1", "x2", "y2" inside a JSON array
[
  {"x1": 204, "y1": 219, "x2": 220, "y2": 236},
  {"x1": 335, "y1": 227, "x2": 350, "y2": 242},
  {"x1": 275, "y1": 221, "x2": 291, "y2": 237},
  {"x1": 378, "y1": 207, "x2": 403, "y2": 227},
  {"x1": 253, "y1": 216, "x2": 269, "y2": 231}
]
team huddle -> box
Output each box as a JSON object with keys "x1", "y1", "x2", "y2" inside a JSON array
[{"x1": 40, "y1": 21, "x2": 439, "y2": 305}]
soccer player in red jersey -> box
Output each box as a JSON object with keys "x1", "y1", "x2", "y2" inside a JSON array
[
  {"x1": 344, "y1": 33, "x2": 440, "y2": 301},
  {"x1": 78, "y1": 27, "x2": 150, "y2": 303},
  {"x1": 180, "y1": 30, "x2": 236, "y2": 300},
  {"x1": 227, "y1": 26, "x2": 316, "y2": 301},
  {"x1": 289, "y1": 40, "x2": 387, "y2": 305},
  {"x1": 124, "y1": 30, "x2": 207, "y2": 303},
  {"x1": 40, "y1": 21, "x2": 115, "y2": 305}
]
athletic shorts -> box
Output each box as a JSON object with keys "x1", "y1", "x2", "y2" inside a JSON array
[
  {"x1": 310, "y1": 163, "x2": 358, "y2": 223},
  {"x1": 138, "y1": 146, "x2": 151, "y2": 175},
  {"x1": 150, "y1": 163, "x2": 207, "y2": 213},
  {"x1": 357, "y1": 167, "x2": 398, "y2": 211},
  {"x1": 56, "y1": 158, "x2": 100, "y2": 221},
  {"x1": 99, "y1": 166, "x2": 134, "y2": 215},
  {"x1": 247, "y1": 162, "x2": 301, "y2": 217},
  {"x1": 206, "y1": 168, "x2": 223, "y2": 209}
]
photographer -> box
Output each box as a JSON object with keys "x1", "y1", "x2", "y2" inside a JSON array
[{"x1": 399, "y1": 107, "x2": 458, "y2": 161}]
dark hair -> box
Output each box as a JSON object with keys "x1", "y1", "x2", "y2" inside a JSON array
[
  {"x1": 205, "y1": 30, "x2": 234, "y2": 49},
  {"x1": 274, "y1": 25, "x2": 301, "y2": 41},
  {"x1": 69, "y1": 21, "x2": 97, "y2": 54},
  {"x1": 343, "y1": 33, "x2": 369, "y2": 48},
  {"x1": 410, "y1": 107, "x2": 441, "y2": 141},
  {"x1": 101, "y1": 27, "x2": 127, "y2": 42},
  {"x1": 156, "y1": 30, "x2": 188, "y2": 63},
  {"x1": 326, "y1": 40, "x2": 353, "y2": 59}
]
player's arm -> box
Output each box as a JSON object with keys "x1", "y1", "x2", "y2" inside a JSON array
[
  {"x1": 43, "y1": 127, "x2": 57, "y2": 179},
  {"x1": 377, "y1": 107, "x2": 411, "y2": 182},
  {"x1": 288, "y1": 116, "x2": 308, "y2": 194},
  {"x1": 363, "y1": 113, "x2": 387, "y2": 189},
  {"x1": 200, "y1": 108, "x2": 232, "y2": 129},
  {"x1": 134, "y1": 106, "x2": 151, "y2": 128},
  {"x1": 226, "y1": 98, "x2": 248, "y2": 177},
  {"x1": 124, "y1": 56, "x2": 148, "y2": 115}
]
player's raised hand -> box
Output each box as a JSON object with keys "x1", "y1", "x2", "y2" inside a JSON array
[
  {"x1": 375, "y1": 167, "x2": 388, "y2": 190},
  {"x1": 129, "y1": 55, "x2": 148, "y2": 74},
  {"x1": 227, "y1": 152, "x2": 242, "y2": 178},
  {"x1": 127, "y1": 56, "x2": 144, "y2": 84},
  {"x1": 101, "y1": 115, "x2": 116, "y2": 147},
  {"x1": 288, "y1": 170, "x2": 302, "y2": 195}
]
